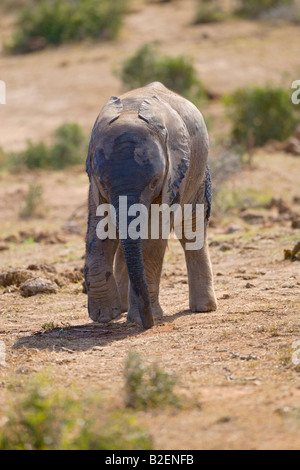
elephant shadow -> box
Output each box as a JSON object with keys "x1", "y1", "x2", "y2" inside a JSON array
[{"x1": 12, "y1": 310, "x2": 193, "y2": 353}]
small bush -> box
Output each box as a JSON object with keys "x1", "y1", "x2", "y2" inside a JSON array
[
  {"x1": 194, "y1": 0, "x2": 227, "y2": 24},
  {"x1": 224, "y1": 85, "x2": 298, "y2": 146},
  {"x1": 1, "y1": 123, "x2": 87, "y2": 171},
  {"x1": 8, "y1": 0, "x2": 128, "y2": 54},
  {"x1": 119, "y1": 43, "x2": 207, "y2": 103},
  {"x1": 50, "y1": 123, "x2": 86, "y2": 169},
  {"x1": 0, "y1": 373, "x2": 152, "y2": 450},
  {"x1": 19, "y1": 183, "x2": 44, "y2": 219},
  {"x1": 235, "y1": 0, "x2": 293, "y2": 19},
  {"x1": 16, "y1": 142, "x2": 51, "y2": 170},
  {"x1": 124, "y1": 350, "x2": 179, "y2": 409}
]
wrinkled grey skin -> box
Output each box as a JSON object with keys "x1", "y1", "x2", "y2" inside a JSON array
[{"x1": 85, "y1": 82, "x2": 217, "y2": 329}]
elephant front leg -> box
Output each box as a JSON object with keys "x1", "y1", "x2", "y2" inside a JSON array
[
  {"x1": 85, "y1": 203, "x2": 122, "y2": 323},
  {"x1": 181, "y1": 238, "x2": 217, "y2": 313}
]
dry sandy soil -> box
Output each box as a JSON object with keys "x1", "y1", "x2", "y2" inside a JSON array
[{"x1": 0, "y1": 0, "x2": 300, "y2": 450}]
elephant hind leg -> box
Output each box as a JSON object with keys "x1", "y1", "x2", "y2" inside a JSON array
[
  {"x1": 114, "y1": 242, "x2": 129, "y2": 313},
  {"x1": 180, "y1": 237, "x2": 217, "y2": 313}
]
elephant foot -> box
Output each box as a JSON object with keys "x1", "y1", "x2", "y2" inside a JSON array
[
  {"x1": 152, "y1": 302, "x2": 163, "y2": 321},
  {"x1": 126, "y1": 307, "x2": 142, "y2": 326},
  {"x1": 88, "y1": 299, "x2": 122, "y2": 324},
  {"x1": 190, "y1": 295, "x2": 217, "y2": 313}
]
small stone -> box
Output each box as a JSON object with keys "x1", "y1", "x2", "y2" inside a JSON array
[
  {"x1": 240, "y1": 211, "x2": 265, "y2": 224},
  {"x1": 221, "y1": 293, "x2": 230, "y2": 299},
  {"x1": 0, "y1": 242, "x2": 9, "y2": 252},
  {"x1": 245, "y1": 282, "x2": 255, "y2": 288},
  {"x1": 219, "y1": 243, "x2": 232, "y2": 252},
  {"x1": 226, "y1": 225, "x2": 242, "y2": 234},
  {"x1": 62, "y1": 221, "x2": 82, "y2": 235},
  {"x1": 20, "y1": 278, "x2": 58, "y2": 297},
  {"x1": 283, "y1": 136, "x2": 300, "y2": 156}
]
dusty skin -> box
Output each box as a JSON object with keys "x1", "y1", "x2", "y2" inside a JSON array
[{"x1": 0, "y1": 0, "x2": 300, "y2": 450}]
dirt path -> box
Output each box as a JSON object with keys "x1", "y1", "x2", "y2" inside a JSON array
[{"x1": 0, "y1": 151, "x2": 299, "y2": 449}]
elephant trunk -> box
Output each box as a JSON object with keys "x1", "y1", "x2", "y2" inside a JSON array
[
  {"x1": 113, "y1": 195, "x2": 153, "y2": 329},
  {"x1": 121, "y1": 238, "x2": 154, "y2": 329}
]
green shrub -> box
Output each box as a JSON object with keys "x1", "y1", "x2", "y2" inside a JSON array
[
  {"x1": 20, "y1": 183, "x2": 44, "y2": 219},
  {"x1": 0, "y1": 123, "x2": 87, "y2": 172},
  {"x1": 194, "y1": 0, "x2": 227, "y2": 24},
  {"x1": 224, "y1": 85, "x2": 298, "y2": 146},
  {"x1": 8, "y1": 0, "x2": 128, "y2": 53},
  {"x1": 50, "y1": 123, "x2": 86, "y2": 169},
  {"x1": 16, "y1": 142, "x2": 51, "y2": 169},
  {"x1": 119, "y1": 43, "x2": 207, "y2": 102},
  {"x1": 124, "y1": 350, "x2": 179, "y2": 409},
  {"x1": 235, "y1": 0, "x2": 293, "y2": 19},
  {"x1": 0, "y1": 373, "x2": 152, "y2": 450}
]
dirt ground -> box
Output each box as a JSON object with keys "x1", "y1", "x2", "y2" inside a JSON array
[{"x1": 0, "y1": 0, "x2": 300, "y2": 450}]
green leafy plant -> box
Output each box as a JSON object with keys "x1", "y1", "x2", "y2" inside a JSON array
[
  {"x1": 8, "y1": 0, "x2": 128, "y2": 54},
  {"x1": 124, "y1": 350, "x2": 179, "y2": 409},
  {"x1": 224, "y1": 85, "x2": 298, "y2": 146},
  {"x1": 119, "y1": 43, "x2": 207, "y2": 103},
  {"x1": 1, "y1": 123, "x2": 87, "y2": 171},
  {"x1": 19, "y1": 183, "x2": 44, "y2": 219},
  {"x1": 50, "y1": 123, "x2": 86, "y2": 169},
  {"x1": 235, "y1": 0, "x2": 293, "y2": 19},
  {"x1": 194, "y1": 0, "x2": 227, "y2": 24},
  {"x1": 0, "y1": 373, "x2": 152, "y2": 450}
]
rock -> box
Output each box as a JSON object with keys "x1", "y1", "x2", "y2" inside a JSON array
[
  {"x1": 219, "y1": 242, "x2": 232, "y2": 252},
  {"x1": 226, "y1": 224, "x2": 242, "y2": 234},
  {"x1": 291, "y1": 218, "x2": 300, "y2": 229},
  {"x1": 209, "y1": 240, "x2": 220, "y2": 247},
  {"x1": 266, "y1": 197, "x2": 290, "y2": 214},
  {"x1": 245, "y1": 282, "x2": 255, "y2": 288},
  {"x1": 283, "y1": 137, "x2": 300, "y2": 156},
  {"x1": 63, "y1": 269, "x2": 84, "y2": 283},
  {"x1": 220, "y1": 293, "x2": 230, "y2": 299},
  {"x1": 0, "y1": 242, "x2": 9, "y2": 252},
  {"x1": 4, "y1": 234, "x2": 21, "y2": 243},
  {"x1": 27, "y1": 263, "x2": 57, "y2": 273},
  {"x1": 18, "y1": 229, "x2": 66, "y2": 245},
  {"x1": 0, "y1": 269, "x2": 34, "y2": 288},
  {"x1": 284, "y1": 242, "x2": 300, "y2": 261},
  {"x1": 62, "y1": 221, "x2": 82, "y2": 235},
  {"x1": 20, "y1": 278, "x2": 58, "y2": 297},
  {"x1": 239, "y1": 211, "x2": 265, "y2": 224}
]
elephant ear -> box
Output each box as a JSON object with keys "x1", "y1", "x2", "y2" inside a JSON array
[
  {"x1": 88, "y1": 96, "x2": 123, "y2": 206},
  {"x1": 98, "y1": 96, "x2": 123, "y2": 126},
  {"x1": 138, "y1": 95, "x2": 190, "y2": 205}
]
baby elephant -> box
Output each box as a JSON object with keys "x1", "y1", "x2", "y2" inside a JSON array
[{"x1": 85, "y1": 82, "x2": 217, "y2": 329}]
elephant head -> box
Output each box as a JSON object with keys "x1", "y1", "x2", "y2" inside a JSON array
[{"x1": 87, "y1": 93, "x2": 191, "y2": 328}]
